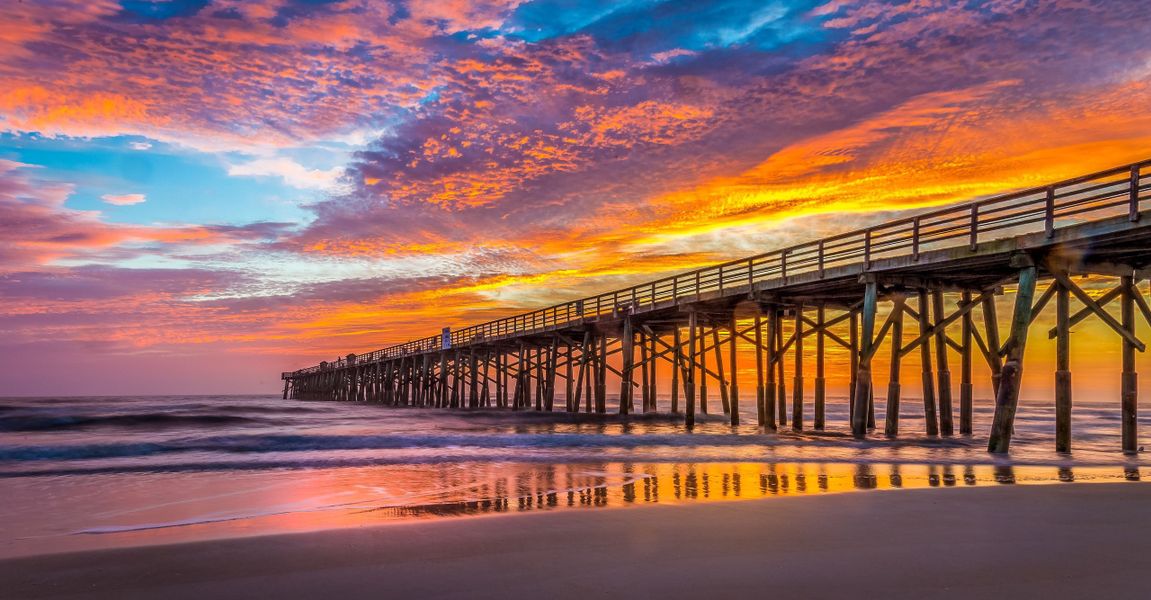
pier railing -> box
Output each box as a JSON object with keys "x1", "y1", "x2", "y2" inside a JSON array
[{"x1": 284, "y1": 159, "x2": 1150, "y2": 378}]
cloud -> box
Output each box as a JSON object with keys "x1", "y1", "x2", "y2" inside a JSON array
[
  {"x1": 0, "y1": 161, "x2": 288, "y2": 271},
  {"x1": 101, "y1": 193, "x2": 147, "y2": 206},
  {"x1": 4, "y1": 0, "x2": 1151, "y2": 394},
  {"x1": 228, "y1": 157, "x2": 346, "y2": 191},
  {"x1": 129, "y1": 141, "x2": 152, "y2": 150}
]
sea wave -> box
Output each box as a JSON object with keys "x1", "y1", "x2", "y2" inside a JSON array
[
  {"x1": 0, "y1": 413, "x2": 268, "y2": 432},
  {"x1": 0, "y1": 430, "x2": 975, "y2": 462}
]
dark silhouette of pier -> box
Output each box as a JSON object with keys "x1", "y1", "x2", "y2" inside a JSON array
[{"x1": 283, "y1": 159, "x2": 1151, "y2": 454}]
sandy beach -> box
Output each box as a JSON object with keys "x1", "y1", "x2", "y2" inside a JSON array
[{"x1": 4, "y1": 482, "x2": 1150, "y2": 599}]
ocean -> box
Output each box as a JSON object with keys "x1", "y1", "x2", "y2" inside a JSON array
[{"x1": 1, "y1": 394, "x2": 1147, "y2": 558}]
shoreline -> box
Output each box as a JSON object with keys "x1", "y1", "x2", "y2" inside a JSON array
[
  {"x1": 3, "y1": 461, "x2": 1147, "y2": 561},
  {"x1": 4, "y1": 482, "x2": 1151, "y2": 599}
]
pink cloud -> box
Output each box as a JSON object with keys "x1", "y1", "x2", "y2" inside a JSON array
[{"x1": 100, "y1": 193, "x2": 147, "y2": 206}]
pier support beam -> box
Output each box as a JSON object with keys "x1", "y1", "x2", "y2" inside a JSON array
[
  {"x1": 711, "y1": 325, "x2": 730, "y2": 417},
  {"x1": 776, "y1": 310, "x2": 787, "y2": 426},
  {"x1": 792, "y1": 303, "x2": 804, "y2": 430},
  {"x1": 686, "y1": 310, "x2": 698, "y2": 429},
  {"x1": 885, "y1": 297, "x2": 905, "y2": 436},
  {"x1": 699, "y1": 324, "x2": 709, "y2": 416},
  {"x1": 960, "y1": 291, "x2": 975, "y2": 435},
  {"x1": 619, "y1": 316, "x2": 635, "y2": 415},
  {"x1": 814, "y1": 305, "x2": 826, "y2": 431},
  {"x1": 918, "y1": 290, "x2": 939, "y2": 436},
  {"x1": 849, "y1": 313, "x2": 858, "y2": 424},
  {"x1": 982, "y1": 295, "x2": 1004, "y2": 395},
  {"x1": 852, "y1": 280, "x2": 877, "y2": 436},
  {"x1": 596, "y1": 333, "x2": 607, "y2": 414},
  {"x1": 933, "y1": 291, "x2": 954, "y2": 435},
  {"x1": 988, "y1": 262, "x2": 1038, "y2": 453},
  {"x1": 754, "y1": 314, "x2": 766, "y2": 427},
  {"x1": 671, "y1": 326, "x2": 682, "y2": 414},
  {"x1": 1122, "y1": 275, "x2": 1138, "y2": 454},
  {"x1": 729, "y1": 313, "x2": 740, "y2": 426},
  {"x1": 1055, "y1": 280, "x2": 1071, "y2": 453}
]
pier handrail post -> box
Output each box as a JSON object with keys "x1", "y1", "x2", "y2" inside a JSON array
[
  {"x1": 818, "y1": 240, "x2": 825, "y2": 277},
  {"x1": 969, "y1": 205, "x2": 979, "y2": 250},
  {"x1": 912, "y1": 217, "x2": 920, "y2": 260},
  {"x1": 1131, "y1": 164, "x2": 1142, "y2": 222},
  {"x1": 1044, "y1": 185, "x2": 1056, "y2": 238}
]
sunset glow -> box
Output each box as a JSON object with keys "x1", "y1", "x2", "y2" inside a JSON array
[{"x1": 2, "y1": 1, "x2": 1150, "y2": 395}]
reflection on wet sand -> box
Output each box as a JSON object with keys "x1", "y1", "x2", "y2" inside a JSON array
[{"x1": 358, "y1": 462, "x2": 1149, "y2": 522}]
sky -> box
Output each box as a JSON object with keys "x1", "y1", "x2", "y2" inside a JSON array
[{"x1": 2, "y1": 0, "x2": 1151, "y2": 396}]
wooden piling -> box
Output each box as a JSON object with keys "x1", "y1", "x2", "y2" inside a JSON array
[
  {"x1": 699, "y1": 324, "x2": 709, "y2": 415},
  {"x1": 639, "y1": 330, "x2": 650, "y2": 413},
  {"x1": 1055, "y1": 280, "x2": 1071, "y2": 452},
  {"x1": 620, "y1": 317, "x2": 635, "y2": 415},
  {"x1": 596, "y1": 333, "x2": 607, "y2": 414},
  {"x1": 960, "y1": 291, "x2": 974, "y2": 435},
  {"x1": 1122, "y1": 275, "x2": 1138, "y2": 454},
  {"x1": 982, "y1": 295, "x2": 1003, "y2": 395},
  {"x1": 918, "y1": 290, "x2": 940, "y2": 436},
  {"x1": 711, "y1": 326, "x2": 730, "y2": 416},
  {"x1": 776, "y1": 310, "x2": 787, "y2": 425},
  {"x1": 852, "y1": 281, "x2": 877, "y2": 436},
  {"x1": 671, "y1": 326, "x2": 681, "y2": 414},
  {"x1": 754, "y1": 314, "x2": 766, "y2": 427},
  {"x1": 764, "y1": 309, "x2": 777, "y2": 431},
  {"x1": 793, "y1": 303, "x2": 804, "y2": 430},
  {"x1": 848, "y1": 312, "x2": 858, "y2": 422},
  {"x1": 814, "y1": 305, "x2": 826, "y2": 431},
  {"x1": 647, "y1": 333, "x2": 658, "y2": 413},
  {"x1": 988, "y1": 264, "x2": 1038, "y2": 453},
  {"x1": 545, "y1": 338, "x2": 558, "y2": 411},
  {"x1": 885, "y1": 298, "x2": 904, "y2": 436},
  {"x1": 565, "y1": 343, "x2": 574, "y2": 412},
  {"x1": 729, "y1": 314, "x2": 739, "y2": 425},
  {"x1": 933, "y1": 290, "x2": 954, "y2": 435},
  {"x1": 686, "y1": 310, "x2": 698, "y2": 429}
]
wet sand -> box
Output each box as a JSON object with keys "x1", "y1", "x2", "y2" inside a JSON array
[{"x1": 3, "y1": 482, "x2": 1150, "y2": 599}]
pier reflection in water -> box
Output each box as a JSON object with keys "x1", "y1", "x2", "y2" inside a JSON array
[
  {"x1": 8, "y1": 459, "x2": 1149, "y2": 559},
  {"x1": 354, "y1": 462, "x2": 1150, "y2": 522}
]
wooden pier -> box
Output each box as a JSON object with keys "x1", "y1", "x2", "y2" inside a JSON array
[{"x1": 283, "y1": 160, "x2": 1151, "y2": 453}]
